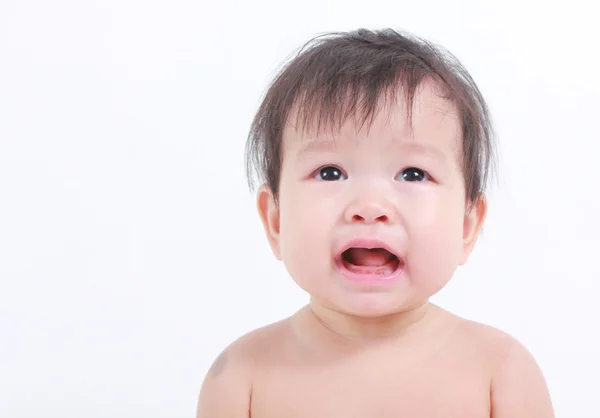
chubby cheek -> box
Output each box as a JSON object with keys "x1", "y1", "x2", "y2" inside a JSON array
[
  {"x1": 405, "y1": 196, "x2": 465, "y2": 293},
  {"x1": 277, "y1": 185, "x2": 336, "y2": 293}
]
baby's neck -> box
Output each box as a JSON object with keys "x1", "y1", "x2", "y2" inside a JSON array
[{"x1": 306, "y1": 300, "x2": 439, "y2": 346}]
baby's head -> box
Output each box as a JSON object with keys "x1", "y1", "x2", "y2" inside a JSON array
[{"x1": 246, "y1": 29, "x2": 495, "y2": 318}]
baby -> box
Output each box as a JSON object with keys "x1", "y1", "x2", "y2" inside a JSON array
[{"x1": 197, "y1": 28, "x2": 554, "y2": 417}]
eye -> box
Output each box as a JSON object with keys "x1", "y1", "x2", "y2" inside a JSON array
[
  {"x1": 397, "y1": 167, "x2": 430, "y2": 182},
  {"x1": 314, "y1": 165, "x2": 347, "y2": 181}
]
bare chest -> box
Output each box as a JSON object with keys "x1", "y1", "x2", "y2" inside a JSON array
[{"x1": 250, "y1": 354, "x2": 490, "y2": 418}]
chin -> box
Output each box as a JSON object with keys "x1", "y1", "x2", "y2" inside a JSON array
[{"x1": 327, "y1": 292, "x2": 422, "y2": 318}]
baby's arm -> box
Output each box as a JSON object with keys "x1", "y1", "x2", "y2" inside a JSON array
[
  {"x1": 489, "y1": 338, "x2": 554, "y2": 417},
  {"x1": 196, "y1": 341, "x2": 253, "y2": 418}
]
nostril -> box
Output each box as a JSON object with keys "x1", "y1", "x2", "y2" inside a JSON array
[{"x1": 352, "y1": 214, "x2": 388, "y2": 222}]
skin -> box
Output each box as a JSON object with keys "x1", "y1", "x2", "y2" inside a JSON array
[{"x1": 197, "y1": 80, "x2": 554, "y2": 417}]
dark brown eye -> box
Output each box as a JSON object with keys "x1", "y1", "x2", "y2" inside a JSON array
[
  {"x1": 398, "y1": 167, "x2": 430, "y2": 182},
  {"x1": 315, "y1": 166, "x2": 347, "y2": 181}
]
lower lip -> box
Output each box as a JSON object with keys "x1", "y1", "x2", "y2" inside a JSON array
[{"x1": 335, "y1": 259, "x2": 404, "y2": 284}]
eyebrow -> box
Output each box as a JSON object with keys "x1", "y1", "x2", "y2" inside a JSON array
[
  {"x1": 296, "y1": 140, "x2": 339, "y2": 157},
  {"x1": 296, "y1": 138, "x2": 448, "y2": 164},
  {"x1": 401, "y1": 142, "x2": 448, "y2": 163}
]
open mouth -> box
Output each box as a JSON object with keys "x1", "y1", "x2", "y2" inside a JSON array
[{"x1": 339, "y1": 247, "x2": 402, "y2": 277}]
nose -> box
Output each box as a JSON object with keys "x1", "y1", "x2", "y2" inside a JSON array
[{"x1": 344, "y1": 195, "x2": 395, "y2": 224}]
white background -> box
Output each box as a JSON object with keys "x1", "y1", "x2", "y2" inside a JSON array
[{"x1": 1, "y1": 0, "x2": 598, "y2": 417}]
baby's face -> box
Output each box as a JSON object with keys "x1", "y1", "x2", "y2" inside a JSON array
[{"x1": 259, "y1": 80, "x2": 485, "y2": 317}]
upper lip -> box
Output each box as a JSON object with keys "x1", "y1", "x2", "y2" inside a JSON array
[{"x1": 334, "y1": 237, "x2": 403, "y2": 261}]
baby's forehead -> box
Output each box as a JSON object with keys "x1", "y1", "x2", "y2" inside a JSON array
[{"x1": 283, "y1": 82, "x2": 462, "y2": 155}]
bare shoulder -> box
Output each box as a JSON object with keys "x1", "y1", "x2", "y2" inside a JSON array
[
  {"x1": 445, "y1": 312, "x2": 554, "y2": 417},
  {"x1": 196, "y1": 319, "x2": 293, "y2": 418},
  {"x1": 446, "y1": 313, "x2": 523, "y2": 353}
]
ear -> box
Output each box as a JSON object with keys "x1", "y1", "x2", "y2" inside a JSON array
[
  {"x1": 257, "y1": 184, "x2": 282, "y2": 260},
  {"x1": 459, "y1": 194, "x2": 487, "y2": 265}
]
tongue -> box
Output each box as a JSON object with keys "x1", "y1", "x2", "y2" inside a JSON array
[{"x1": 347, "y1": 248, "x2": 393, "y2": 266}]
